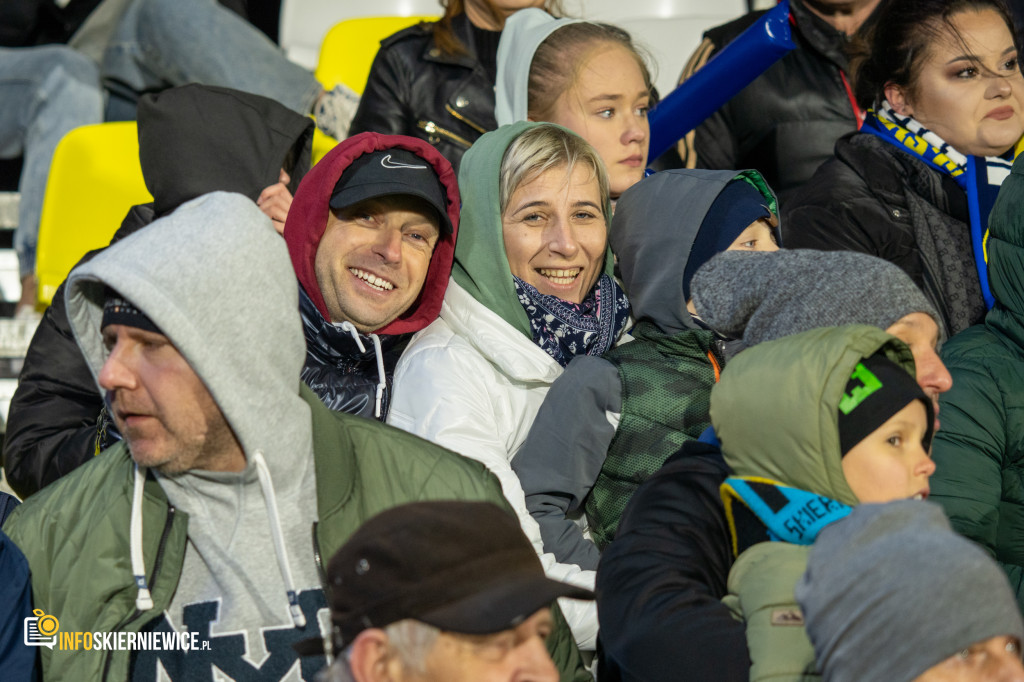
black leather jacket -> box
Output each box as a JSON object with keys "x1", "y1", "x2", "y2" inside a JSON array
[
  {"x1": 348, "y1": 13, "x2": 496, "y2": 172},
  {"x1": 686, "y1": 0, "x2": 880, "y2": 203}
]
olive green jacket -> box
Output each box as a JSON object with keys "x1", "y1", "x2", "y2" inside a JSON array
[{"x1": 5, "y1": 386, "x2": 589, "y2": 682}]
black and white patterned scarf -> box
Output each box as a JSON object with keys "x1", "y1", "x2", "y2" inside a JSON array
[{"x1": 513, "y1": 273, "x2": 630, "y2": 367}]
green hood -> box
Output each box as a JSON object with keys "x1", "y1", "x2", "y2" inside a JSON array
[
  {"x1": 986, "y1": 155, "x2": 1024, "y2": 317},
  {"x1": 452, "y1": 121, "x2": 615, "y2": 340},
  {"x1": 710, "y1": 325, "x2": 916, "y2": 507}
]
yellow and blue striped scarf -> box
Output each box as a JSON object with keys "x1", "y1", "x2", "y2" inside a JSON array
[{"x1": 861, "y1": 101, "x2": 1023, "y2": 309}]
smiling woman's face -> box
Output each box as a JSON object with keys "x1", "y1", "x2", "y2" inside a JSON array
[
  {"x1": 501, "y1": 163, "x2": 606, "y2": 303},
  {"x1": 886, "y1": 8, "x2": 1024, "y2": 157}
]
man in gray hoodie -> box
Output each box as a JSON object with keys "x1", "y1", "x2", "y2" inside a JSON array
[{"x1": 3, "y1": 192, "x2": 588, "y2": 681}]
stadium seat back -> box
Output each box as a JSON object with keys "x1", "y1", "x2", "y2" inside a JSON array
[
  {"x1": 312, "y1": 15, "x2": 438, "y2": 162},
  {"x1": 280, "y1": 0, "x2": 440, "y2": 70},
  {"x1": 36, "y1": 122, "x2": 151, "y2": 308}
]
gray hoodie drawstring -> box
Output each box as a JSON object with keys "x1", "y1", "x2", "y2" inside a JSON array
[
  {"x1": 130, "y1": 463, "x2": 155, "y2": 611},
  {"x1": 253, "y1": 450, "x2": 307, "y2": 628},
  {"x1": 338, "y1": 321, "x2": 388, "y2": 419}
]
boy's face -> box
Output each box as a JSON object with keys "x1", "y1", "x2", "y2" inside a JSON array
[{"x1": 841, "y1": 400, "x2": 935, "y2": 503}]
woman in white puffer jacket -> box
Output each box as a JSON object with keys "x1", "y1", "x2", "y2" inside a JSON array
[{"x1": 387, "y1": 121, "x2": 630, "y2": 651}]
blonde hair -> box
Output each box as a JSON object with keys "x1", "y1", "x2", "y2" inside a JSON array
[
  {"x1": 528, "y1": 22, "x2": 653, "y2": 121},
  {"x1": 499, "y1": 123, "x2": 611, "y2": 224}
]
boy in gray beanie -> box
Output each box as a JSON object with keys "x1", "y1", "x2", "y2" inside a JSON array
[{"x1": 796, "y1": 500, "x2": 1024, "y2": 682}]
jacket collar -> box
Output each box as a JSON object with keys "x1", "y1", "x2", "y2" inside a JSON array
[
  {"x1": 790, "y1": 0, "x2": 878, "y2": 71},
  {"x1": 298, "y1": 286, "x2": 402, "y2": 363},
  {"x1": 838, "y1": 133, "x2": 968, "y2": 222},
  {"x1": 440, "y1": 279, "x2": 563, "y2": 383}
]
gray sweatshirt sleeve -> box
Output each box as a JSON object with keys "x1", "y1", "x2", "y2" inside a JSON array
[{"x1": 512, "y1": 354, "x2": 621, "y2": 571}]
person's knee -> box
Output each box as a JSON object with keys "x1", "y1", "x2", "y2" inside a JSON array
[{"x1": 45, "y1": 47, "x2": 100, "y2": 89}]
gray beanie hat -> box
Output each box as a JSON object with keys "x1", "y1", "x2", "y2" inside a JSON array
[
  {"x1": 690, "y1": 250, "x2": 943, "y2": 351},
  {"x1": 796, "y1": 500, "x2": 1024, "y2": 682}
]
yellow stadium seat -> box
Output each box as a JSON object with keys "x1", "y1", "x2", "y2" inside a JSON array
[
  {"x1": 35, "y1": 122, "x2": 152, "y2": 308},
  {"x1": 312, "y1": 15, "x2": 438, "y2": 163}
]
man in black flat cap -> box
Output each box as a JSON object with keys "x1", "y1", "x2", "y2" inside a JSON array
[{"x1": 309, "y1": 500, "x2": 593, "y2": 682}]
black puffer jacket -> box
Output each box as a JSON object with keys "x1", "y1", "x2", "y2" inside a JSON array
[
  {"x1": 782, "y1": 132, "x2": 983, "y2": 339},
  {"x1": 348, "y1": 13, "x2": 496, "y2": 172},
  {"x1": 2, "y1": 84, "x2": 314, "y2": 499},
  {"x1": 596, "y1": 441, "x2": 750, "y2": 682},
  {"x1": 297, "y1": 288, "x2": 406, "y2": 420},
  {"x1": 2, "y1": 209, "x2": 147, "y2": 499},
  {"x1": 680, "y1": 0, "x2": 877, "y2": 202}
]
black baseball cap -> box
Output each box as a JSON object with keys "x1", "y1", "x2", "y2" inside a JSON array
[
  {"x1": 297, "y1": 501, "x2": 592, "y2": 655},
  {"x1": 329, "y1": 149, "x2": 452, "y2": 235}
]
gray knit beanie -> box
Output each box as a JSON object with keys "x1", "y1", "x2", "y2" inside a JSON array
[
  {"x1": 690, "y1": 250, "x2": 943, "y2": 351},
  {"x1": 796, "y1": 500, "x2": 1024, "y2": 682}
]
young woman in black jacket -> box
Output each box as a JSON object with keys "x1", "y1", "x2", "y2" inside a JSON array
[
  {"x1": 348, "y1": 0, "x2": 561, "y2": 171},
  {"x1": 784, "y1": 0, "x2": 1024, "y2": 338}
]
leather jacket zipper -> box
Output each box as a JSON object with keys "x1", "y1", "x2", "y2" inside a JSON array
[
  {"x1": 417, "y1": 120, "x2": 473, "y2": 149},
  {"x1": 444, "y1": 104, "x2": 487, "y2": 135},
  {"x1": 102, "y1": 506, "x2": 177, "y2": 681}
]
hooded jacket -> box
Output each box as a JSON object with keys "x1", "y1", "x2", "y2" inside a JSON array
[
  {"x1": 512, "y1": 169, "x2": 777, "y2": 569},
  {"x1": 493, "y1": 8, "x2": 584, "y2": 127},
  {"x1": 283, "y1": 131, "x2": 460, "y2": 421},
  {"x1": 715, "y1": 326, "x2": 915, "y2": 682},
  {"x1": 387, "y1": 121, "x2": 616, "y2": 651},
  {"x1": 2, "y1": 83, "x2": 314, "y2": 499},
  {"x1": 2, "y1": 193, "x2": 571, "y2": 682},
  {"x1": 930, "y1": 154, "x2": 1024, "y2": 611},
  {"x1": 595, "y1": 326, "x2": 915, "y2": 682}
]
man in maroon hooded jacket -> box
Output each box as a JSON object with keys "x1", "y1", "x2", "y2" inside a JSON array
[
  {"x1": 3, "y1": 122, "x2": 460, "y2": 500},
  {"x1": 283, "y1": 132, "x2": 460, "y2": 421}
]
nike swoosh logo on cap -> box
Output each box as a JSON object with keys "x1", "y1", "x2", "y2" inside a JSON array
[{"x1": 381, "y1": 154, "x2": 428, "y2": 170}]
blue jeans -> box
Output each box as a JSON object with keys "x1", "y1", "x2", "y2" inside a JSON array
[
  {"x1": 0, "y1": 46, "x2": 105, "y2": 278},
  {"x1": 102, "y1": 0, "x2": 322, "y2": 115}
]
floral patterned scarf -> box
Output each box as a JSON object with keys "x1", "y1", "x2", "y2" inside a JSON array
[{"x1": 513, "y1": 273, "x2": 630, "y2": 367}]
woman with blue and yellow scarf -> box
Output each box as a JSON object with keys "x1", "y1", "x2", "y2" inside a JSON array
[{"x1": 784, "y1": 0, "x2": 1024, "y2": 338}]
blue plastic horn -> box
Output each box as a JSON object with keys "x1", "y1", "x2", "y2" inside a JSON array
[{"x1": 647, "y1": 0, "x2": 796, "y2": 161}]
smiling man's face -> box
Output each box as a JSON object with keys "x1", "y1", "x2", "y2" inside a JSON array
[{"x1": 314, "y1": 195, "x2": 440, "y2": 333}]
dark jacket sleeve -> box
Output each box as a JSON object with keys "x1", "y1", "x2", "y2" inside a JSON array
[
  {"x1": 513, "y1": 355, "x2": 621, "y2": 571},
  {"x1": 2, "y1": 278, "x2": 104, "y2": 499},
  {"x1": 2, "y1": 206, "x2": 149, "y2": 499},
  {"x1": 596, "y1": 443, "x2": 750, "y2": 681},
  {"x1": 0, "y1": 530, "x2": 35, "y2": 681},
  {"x1": 348, "y1": 41, "x2": 415, "y2": 138},
  {"x1": 929, "y1": 354, "x2": 1024, "y2": 610}
]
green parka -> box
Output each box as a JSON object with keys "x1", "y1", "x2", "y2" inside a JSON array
[
  {"x1": 4, "y1": 387, "x2": 589, "y2": 682},
  {"x1": 931, "y1": 155, "x2": 1024, "y2": 611}
]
